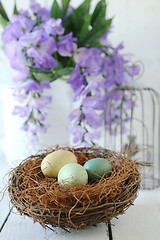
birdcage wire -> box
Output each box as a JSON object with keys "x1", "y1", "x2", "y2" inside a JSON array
[{"x1": 104, "y1": 86, "x2": 160, "y2": 189}]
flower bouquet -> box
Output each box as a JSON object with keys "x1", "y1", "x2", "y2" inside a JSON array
[{"x1": 0, "y1": 0, "x2": 140, "y2": 146}]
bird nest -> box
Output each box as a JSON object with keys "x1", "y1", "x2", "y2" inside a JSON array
[{"x1": 8, "y1": 146, "x2": 141, "y2": 231}]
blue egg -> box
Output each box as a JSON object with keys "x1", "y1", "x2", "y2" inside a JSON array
[{"x1": 83, "y1": 158, "x2": 112, "y2": 180}]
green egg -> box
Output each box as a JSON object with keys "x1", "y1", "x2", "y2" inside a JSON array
[
  {"x1": 58, "y1": 163, "x2": 88, "y2": 187},
  {"x1": 83, "y1": 158, "x2": 112, "y2": 180}
]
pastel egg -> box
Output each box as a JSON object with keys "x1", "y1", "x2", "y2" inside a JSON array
[
  {"x1": 41, "y1": 150, "x2": 77, "y2": 178},
  {"x1": 58, "y1": 163, "x2": 88, "y2": 187},
  {"x1": 83, "y1": 158, "x2": 112, "y2": 180}
]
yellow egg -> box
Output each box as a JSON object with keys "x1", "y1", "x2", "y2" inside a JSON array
[{"x1": 41, "y1": 150, "x2": 77, "y2": 178}]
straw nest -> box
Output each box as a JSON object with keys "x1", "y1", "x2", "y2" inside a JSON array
[{"x1": 8, "y1": 146, "x2": 141, "y2": 231}]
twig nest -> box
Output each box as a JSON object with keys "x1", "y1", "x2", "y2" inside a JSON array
[{"x1": 8, "y1": 147, "x2": 141, "y2": 231}]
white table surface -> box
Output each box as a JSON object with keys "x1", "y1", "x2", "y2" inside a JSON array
[{"x1": 1, "y1": 153, "x2": 160, "y2": 240}]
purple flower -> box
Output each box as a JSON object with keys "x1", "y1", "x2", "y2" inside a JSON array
[
  {"x1": 21, "y1": 123, "x2": 29, "y2": 131},
  {"x1": 18, "y1": 9, "x2": 30, "y2": 18},
  {"x1": 68, "y1": 63, "x2": 86, "y2": 100},
  {"x1": 29, "y1": 96, "x2": 52, "y2": 109},
  {"x1": 19, "y1": 30, "x2": 42, "y2": 47},
  {"x1": 20, "y1": 29, "x2": 57, "y2": 54},
  {"x1": 107, "y1": 90, "x2": 124, "y2": 101},
  {"x1": 29, "y1": 1, "x2": 50, "y2": 21},
  {"x1": 31, "y1": 134, "x2": 39, "y2": 143},
  {"x1": 2, "y1": 15, "x2": 35, "y2": 43},
  {"x1": 4, "y1": 41, "x2": 29, "y2": 72},
  {"x1": 84, "y1": 130, "x2": 101, "y2": 142},
  {"x1": 19, "y1": 30, "x2": 58, "y2": 69},
  {"x1": 99, "y1": 26, "x2": 113, "y2": 46},
  {"x1": 122, "y1": 98, "x2": 136, "y2": 110},
  {"x1": 14, "y1": 79, "x2": 51, "y2": 94},
  {"x1": 68, "y1": 42, "x2": 140, "y2": 146},
  {"x1": 2, "y1": 22, "x2": 23, "y2": 42},
  {"x1": 67, "y1": 125, "x2": 86, "y2": 144},
  {"x1": 83, "y1": 107, "x2": 103, "y2": 128},
  {"x1": 69, "y1": 109, "x2": 82, "y2": 124},
  {"x1": 105, "y1": 107, "x2": 121, "y2": 122},
  {"x1": 12, "y1": 105, "x2": 30, "y2": 118},
  {"x1": 57, "y1": 32, "x2": 77, "y2": 57},
  {"x1": 13, "y1": 72, "x2": 27, "y2": 83},
  {"x1": 82, "y1": 93, "x2": 106, "y2": 110},
  {"x1": 43, "y1": 18, "x2": 64, "y2": 35},
  {"x1": 1, "y1": 0, "x2": 140, "y2": 146},
  {"x1": 2, "y1": 17, "x2": 26, "y2": 42},
  {"x1": 113, "y1": 43, "x2": 124, "y2": 54},
  {"x1": 74, "y1": 48, "x2": 103, "y2": 75},
  {"x1": 37, "y1": 111, "x2": 47, "y2": 122},
  {"x1": 28, "y1": 123, "x2": 39, "y2": 134},
  {"x1": 27, "y1": 46, "x2": 58, "y2": 69},
  {"x1": 126, "y1": 64, "x2": 140, "y2": 76},
  {"x1": 85, "y1": 75, "x2": 106, "y2": 92}
]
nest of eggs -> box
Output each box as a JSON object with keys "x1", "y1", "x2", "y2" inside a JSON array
[{"x1": 8, "y1": 146, "x2": 141, "y2": 231}]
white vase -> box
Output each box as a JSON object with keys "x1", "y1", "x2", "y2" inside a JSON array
[{"x1": 1, "y1": 80, "x2": 73, "y2": 167}]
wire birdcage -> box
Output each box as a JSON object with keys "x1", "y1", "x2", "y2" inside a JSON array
[{"x1": 104, "y1": 87, "x2": 160, "y2": 189}]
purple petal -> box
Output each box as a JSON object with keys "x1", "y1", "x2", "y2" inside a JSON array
[
  {"x1": 126, "y1": 65, "x2": 140, "y2": 76},
  {"x1": 69, "y1": 109, "x2": 82, "y2": 124},
  {"x1": 82, "y1": 94, "x2": 106, "y2": 110},
  {"x1": 67, "y1": 125, "x2": 86, "y2": 144},
  {"x1": 13, "y1": 72, "x2": 28, "y2": 83},
  {"x1": 57, "y1": 32, "x2": 77, "y2": 57},
  {"x1": 12, "y1": 105, "x2": 29, "y2": 117},
  {"x1": 83, "y1": 108, "x2": 103, "y2": 128},
  {"x1": 84, "y1": 130, "x2": 101, "y2": 142},
  {"x1": 43, "y1": 18, "x2": 64, "y2": 35}
]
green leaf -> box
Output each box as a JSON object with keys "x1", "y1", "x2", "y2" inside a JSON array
[
  {"x1": 64, "y1": 0, "x2": 91, "y2": 42},
  {"x1": 70, "y1": 10, "x2": 83, "y2": 34},
  {"x1": 0, "y1": 1, "x2": 9, "y2": 21},
  {"x1": 91, "y1": 6, "x2": 106, "y2": 29},
  {"x1": 62, "y1": 13, "x2": 75, "y2": 35},
  {"x1": 92, "y1": 18, "x2": 112, "y2": 35},
  {"x1": 78, "y1": 13, "x2": 91, "y2": 43},
  {"x1": 76, "y1": 0, "x2": 91, "y2": 16},
  {"x1": 84, "y1": 18, "x2": 112, "y2": 46},
  {"x1": 51, "y1": 0, "x2": 61, "y2": 19},
  {"x1": 13, "y1": 1, "x2": 18, "y2": 15},
  {"x1": 0, "y1": 13, "x2": 8, "y2": 28},
  {"x1": 29, "y1": 67, "x2": 74, "y2": 82},
  {"x1": 50, "y1": 67, "x2": 74, "y2": 81},
  {"x1": 29, "y1": 67, "x2": 51, "y2": 74},
  {"x1": 33, "y1": 73, "x2": 53, "y2": 82},
  {"x1": 91, "y1": 0, "x2": 106, "y2": 27},
  {"x1": 61, "y1": 0, "x2": 70, "y2": 17}
]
